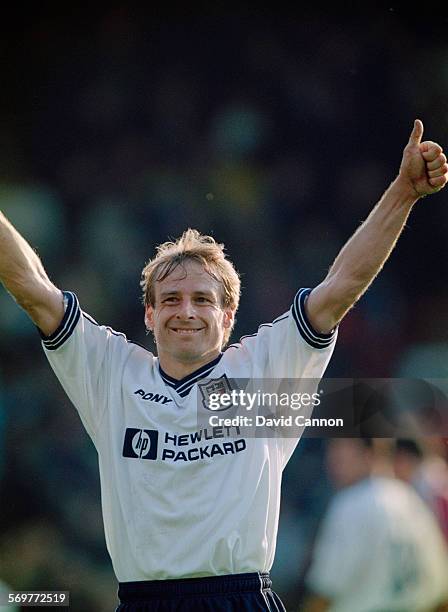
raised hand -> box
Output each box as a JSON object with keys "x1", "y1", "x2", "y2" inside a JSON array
[{"x1": 399, "y1": 119, "x2": 448, "y2": 198}]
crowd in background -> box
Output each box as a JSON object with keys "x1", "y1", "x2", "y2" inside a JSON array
[{"x1": 1, "y1": 8, "x2": 448, "y2": 611}]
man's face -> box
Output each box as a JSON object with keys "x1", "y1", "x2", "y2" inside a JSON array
[
  {"x1": 145, "y1": 260, "x2": 234, "y2": 368},
  {"x1": 326, "y1": 439, "x2": 372, "y2": 489}
]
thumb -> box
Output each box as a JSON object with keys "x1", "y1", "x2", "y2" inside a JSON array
[{"x1": 408, "y1": 119, "x2": 424, "y2": 146}]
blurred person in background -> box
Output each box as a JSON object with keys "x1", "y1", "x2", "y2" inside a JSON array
[
  {"x1": 0, "y1": 119, "x2": 447, "y2": 612},
  {"x1": 302, "y1": 438, "x2": 448, "y2": 612},
  {"x1": 393, "y1": 438, "x2": 448, "y2": 543}
]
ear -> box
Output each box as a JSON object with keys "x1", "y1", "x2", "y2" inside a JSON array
[
  {"x1": 223, "y1": 308, "x2": 235, "y2": 329},
  {"x1": 145, "y1": 304, "x2": 154, "y2": 331}
]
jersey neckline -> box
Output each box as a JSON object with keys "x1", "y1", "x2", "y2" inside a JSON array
[{"x1": 158, "y1": 353, "x2": 223, "y2": 397}]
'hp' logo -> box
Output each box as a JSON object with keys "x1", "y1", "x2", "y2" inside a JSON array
[{"x1": 123, "y1": 428, "x2": 158, "y2": 460}]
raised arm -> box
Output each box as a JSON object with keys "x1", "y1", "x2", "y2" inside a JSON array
[
  {"x1": 0, "y1": 211, "x2": 64, "y2": 335},
  {"x1": 306, "y1": 120, "x2": 448, "y2": 333}
]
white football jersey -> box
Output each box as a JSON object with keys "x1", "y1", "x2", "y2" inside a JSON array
[
  {"x1": 306, "y1": 477, "x2": 448, "y2": 611},
  {"x1": 41, "y1": 288, "x2": 337, "y2": 582}
]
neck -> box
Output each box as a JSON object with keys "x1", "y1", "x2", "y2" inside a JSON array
[{"x1": 158, "y1": 349, "x2": 221, "y2": 380}]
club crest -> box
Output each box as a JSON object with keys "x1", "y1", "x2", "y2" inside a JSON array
[{"x1": 198, "y1": 375, "x2": 233, "y2": 411}]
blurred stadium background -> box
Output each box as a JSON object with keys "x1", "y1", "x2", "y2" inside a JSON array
[{"x1": 1, "y1": 7, "x2": 448, "y2": 611}]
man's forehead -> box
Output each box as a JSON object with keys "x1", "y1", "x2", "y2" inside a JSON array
[{"x1": 156, "y1": 261, "x2": 220, "y2": 293}]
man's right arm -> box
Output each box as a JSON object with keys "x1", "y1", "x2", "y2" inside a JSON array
[{"x1": 0, "y1": 211, "x2": 64, "y2": 336}]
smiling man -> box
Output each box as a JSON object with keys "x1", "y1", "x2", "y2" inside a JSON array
[
  {"x1": 1, "y1": 120, "x2": 447, "y2": 611},
  {"x1": 143, "y1": 256, "x2": 237, "y2": 377}
]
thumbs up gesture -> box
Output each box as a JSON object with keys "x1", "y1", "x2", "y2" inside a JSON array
[{"x1": 399, "y1": 120, "x2": 448, "y2": 198}]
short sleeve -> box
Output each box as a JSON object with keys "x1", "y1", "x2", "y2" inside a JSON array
[{"x1": 40, "y1": 291, "x2": 133, "y2": 441}]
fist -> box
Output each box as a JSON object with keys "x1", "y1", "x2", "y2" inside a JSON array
[{"x1": 399, "y1": 119, "x2": 448, "y2": 198}]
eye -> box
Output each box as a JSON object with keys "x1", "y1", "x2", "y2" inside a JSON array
[
  {"x1": 196, "y1": 296, "x2": 212, "y2": 303},
  {"x1": 163, "y1": 297, "x2": 178, "y2": 303}
]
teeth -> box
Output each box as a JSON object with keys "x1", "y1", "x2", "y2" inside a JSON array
[{"x1": 173, "y1": 329, "x2": 200, "y2": 334}]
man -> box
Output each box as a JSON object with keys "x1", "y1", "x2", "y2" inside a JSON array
[
  {"x1": 303, "y1": 438, "x2": 448, "y2": 612},
  {"x1": 0, "y1": 120, "x2": 447, "y2": 610}
]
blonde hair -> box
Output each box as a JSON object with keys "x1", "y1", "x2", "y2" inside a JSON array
[{"x1": 141, "y1": 229, "x2": 241, "y2": 345}]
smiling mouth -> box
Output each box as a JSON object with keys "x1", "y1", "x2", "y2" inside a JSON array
[{"x1": 170, "y1": 328, "x2": 204, "y2": 335}]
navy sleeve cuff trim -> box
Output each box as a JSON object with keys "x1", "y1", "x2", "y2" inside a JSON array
[
  {"x1": 40, "y1": 291, "x2": 81, "y2": 350},
  {"x1": 292, "y1": 288, "x2": 336, "y2": 349}
]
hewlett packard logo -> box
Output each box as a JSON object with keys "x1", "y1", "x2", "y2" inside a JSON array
[{"x1": 122, "y1": 428, "x2": 159, "y2": 460}]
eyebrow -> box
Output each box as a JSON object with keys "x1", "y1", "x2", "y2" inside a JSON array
[{"x1": 159, "y1": 290, "x2": 217, "y2": 299}]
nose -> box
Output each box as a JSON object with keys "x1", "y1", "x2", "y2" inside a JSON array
[{"x1": 176, "y1": 298, "x2": 196, "y2": 319}]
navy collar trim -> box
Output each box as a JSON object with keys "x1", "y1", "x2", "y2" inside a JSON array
[{"x1": 159, "y1": 353, "x2": 223, "y2": 396}]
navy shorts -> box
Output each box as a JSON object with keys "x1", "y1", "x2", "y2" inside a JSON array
[{"x1": 116, "y1": 572, "x2": 286, "y2": 611}]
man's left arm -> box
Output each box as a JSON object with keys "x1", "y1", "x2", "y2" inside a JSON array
[{"x1": 306, "y1": 119, "x2": 448, "y2": 333}]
